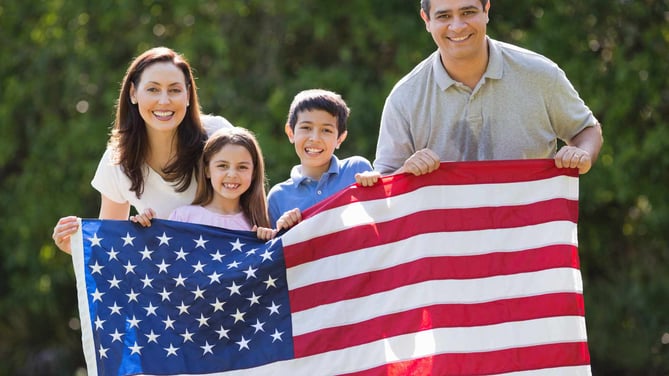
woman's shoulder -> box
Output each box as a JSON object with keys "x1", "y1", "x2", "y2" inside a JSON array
[{"x1": 202, "y1": 114, "x2": 234, "y2": 136}]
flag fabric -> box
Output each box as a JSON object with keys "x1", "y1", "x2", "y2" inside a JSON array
[{"x1": 71, "y1": 159, "x2": 591, "y2": 376}]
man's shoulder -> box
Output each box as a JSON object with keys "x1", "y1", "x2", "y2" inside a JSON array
[
  {"x1": 388, "y1": 51, "x2": 439, "y2": 97},
  {"x1": 492, "y1": 39, "x2": 559, "y2": 70}
]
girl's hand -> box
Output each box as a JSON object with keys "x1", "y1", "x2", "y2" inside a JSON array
[
  {"x1": 52, "y1": 216, "x2": 79, "y2": 254},
  {"x1": 253, "y1": 226, "x2": 278, "y2": 241},
  {"x1": 130, "y1": 208, "x2": 156, "y2": 227}
]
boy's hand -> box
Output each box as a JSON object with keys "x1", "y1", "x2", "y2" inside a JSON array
[
  {"x1": 253, "y1": 226, "x2": 278, "y2": 241},
  {"x1": 130, "y1": 208, "x2": 156, "y2": 227},
  {"x1": 276, "y1": 208, "x2": 302, "y2": 231},
  {"x1": 355, "y1": 171, "x2": 381, "y2": 187}
]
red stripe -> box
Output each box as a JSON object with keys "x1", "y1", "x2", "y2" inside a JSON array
[
  {"x1": 340, "y1": 342, "x2": 591, "y2": 376},
  {"x1": 289, "y1": 245, "x2": 579, "y2": 312},
  {"x1": 285, "y1": 199, "x2": 578, "y2": 268},
  {"x1": 293, "y1": 293, "x2": 586, "y2": 357},
  {"x1": 303, "y1": 159, "x2": 577, "y2": 217}
]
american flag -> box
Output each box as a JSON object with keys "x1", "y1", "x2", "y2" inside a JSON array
[{"x1": 71, "y1": 159, "x2": 591, "y2": 375}]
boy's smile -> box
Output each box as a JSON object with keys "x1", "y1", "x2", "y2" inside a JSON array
[{"x1": 285, "y1": 109, "x2": 347, "y2": 180}]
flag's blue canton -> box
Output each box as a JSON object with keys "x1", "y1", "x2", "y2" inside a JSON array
[{"x1": 80, "y1": 219, "x2": 293, "y2": 375}]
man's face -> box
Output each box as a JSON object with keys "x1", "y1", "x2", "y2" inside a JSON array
[{"x1": 421, "y1": 0, "x2": 490, "y2": 63}]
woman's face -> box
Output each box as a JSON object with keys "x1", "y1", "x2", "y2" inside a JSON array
[{"x1": 130, "y1": 62, "x2": 190, "y2": 135}]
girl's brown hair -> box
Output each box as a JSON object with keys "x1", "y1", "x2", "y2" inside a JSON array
[
  {"x1": 109, "y1": 46, "x2": 206, "y2": 198},
  {"x1": 192, "y1": 127, "x2": 270, "y2": 228}
]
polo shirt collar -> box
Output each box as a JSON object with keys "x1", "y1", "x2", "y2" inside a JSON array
[
  {"x1": 433, "y1": 36, "x2": 503, "y2": 90},
  {"x1": 290, "y1": 155, "x2": 340, "y2": 185}
]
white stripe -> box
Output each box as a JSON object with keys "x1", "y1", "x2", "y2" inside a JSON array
[
  {"x1": 287, "y1": 221, "x2": 578, "y2": 289},
  {"x1": 283, "y1": 175, "x2": 578, "y2": 246},
  {"x1": 495, "y1": 365, "x2": 592, "y2": 376},
  {"x1": 70, "y1": 219, "x2": 99, "y2": 376},
  {"x1": 292, "y1": 268, "x2": 583, "y2": 336},
  {"x1": 177, "y1": 316, "x2": 587, "y2": 376}
]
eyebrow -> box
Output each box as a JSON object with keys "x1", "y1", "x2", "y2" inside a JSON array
[
  {"x1": 297, "y1": 120, "x2": 336, "y2": 127},
  {"x1": 145, "y1": 81, "x2": 186, "y2": 86},
  {"x1": 434, "y1": 5, "x2": 480, "y2": 16},
  {"x1": 213, "y1": 159, "x2": 252, "y2": 165}
]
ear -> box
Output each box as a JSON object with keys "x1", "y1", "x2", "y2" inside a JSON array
[
  {"x1": 284, "y1": 123, "x2": 295, "y2": 144},
  {"x1": 336, "y1": 130, "x2": 348, "y2": 149},
  {"x1": 204, "y1": 165, "x2": 211, "y2": 179},
  {"x1": 129, "y1": 83, "x2": 137, "y2": 104},
  {"x1": 420, "y1": 8, "x2": 430, "y2": 32},
  {"x1": 484, "y1": 1, "x2": 491, "y2": 23}
]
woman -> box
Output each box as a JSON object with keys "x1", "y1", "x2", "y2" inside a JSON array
[{"x1": 52, "y1": 47, "x2": 231, "y2": 254}]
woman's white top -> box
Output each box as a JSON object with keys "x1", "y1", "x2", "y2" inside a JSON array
[{"x1": 90, "y1": 115, "x2": 232, "y2": 218}]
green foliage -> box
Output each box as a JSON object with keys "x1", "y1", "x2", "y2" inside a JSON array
[{"x1": 1, "y1": 0, "x2": 668, "y2": 374}]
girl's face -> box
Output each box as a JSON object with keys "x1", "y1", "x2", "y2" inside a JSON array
[
  {"x1": 130, "y1": 62, "x2": 190, "y2": 135},
  {"x1": 205, "y1": 143, "x2": 255, "y2": 208}
]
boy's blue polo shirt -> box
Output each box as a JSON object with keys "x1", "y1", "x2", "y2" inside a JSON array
[{"x1": 267, "y1": 155, "x2": 372, "y2": 227}]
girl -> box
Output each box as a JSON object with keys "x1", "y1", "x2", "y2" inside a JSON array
[
  {"x1": 52, "y1": 46, "x2": 232, "y2": 254},
  {"x1": 167, "y1": 127, "x2": 275, "y2": 240}
]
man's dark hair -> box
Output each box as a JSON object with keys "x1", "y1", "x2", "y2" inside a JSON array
[{"x1": 420, "y1": 0, "x2": 489, "y2": 18}]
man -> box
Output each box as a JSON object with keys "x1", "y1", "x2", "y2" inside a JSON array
[{"x1": 368, "y1": 0, "x2": 602, "y2": 180}]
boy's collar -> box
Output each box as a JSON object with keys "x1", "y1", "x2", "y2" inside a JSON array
[{"x1": 291, "y1": 155, "x2": 340, "y2": 184}]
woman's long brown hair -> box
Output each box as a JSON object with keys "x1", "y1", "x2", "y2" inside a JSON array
[{"x1": 108, "y1": 47, "x2": 206, "y2": 198}]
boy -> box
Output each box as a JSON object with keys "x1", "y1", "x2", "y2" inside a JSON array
[{"x1": 267, "y1": 89, "x2": 372, "y2": 229}]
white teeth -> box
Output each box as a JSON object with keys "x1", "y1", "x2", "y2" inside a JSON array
[
  {"x1": 223, "y1": 183, "x2": 239, "y2": 189},
  {"x1": 305, "y1": 148, "x2": 322, "y2": 153},
  {"x1": 153, "y1": 111, "x2": 174, "y2": 117},
  {"x1": 450, "y1": 35, "x2": 469, "y2": 42}
]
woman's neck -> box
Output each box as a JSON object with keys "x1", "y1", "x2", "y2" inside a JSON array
[{"x1": 145, "y1": 130, "x2": 178, "y2": 175}]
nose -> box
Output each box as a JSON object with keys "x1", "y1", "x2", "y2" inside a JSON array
[
  {"x1": 449, "y1": 17, "x2": 467, "y2": 32},
  {"x1": 308, "y1": 129, "x2": 320, "y2": 141},
  {"x1": 158, "y1": 91, "x2": 170, "y2": 104}
]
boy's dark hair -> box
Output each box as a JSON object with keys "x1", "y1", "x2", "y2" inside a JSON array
[
  {"x1": 420, "y1": 0, "x2": 488, "y2": 18},
  {"x1": 286, "y1": 89, "x2": 350, "y2": 136}
]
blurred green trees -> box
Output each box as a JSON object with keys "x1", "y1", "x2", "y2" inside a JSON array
[{"x1": 1, "y1": 1, "x2": 667, "y2": 374}]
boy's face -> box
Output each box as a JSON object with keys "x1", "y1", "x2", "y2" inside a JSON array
[{"x1": 285, "y1": 109, "x2": 347, "y2": 179}]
